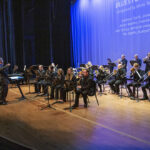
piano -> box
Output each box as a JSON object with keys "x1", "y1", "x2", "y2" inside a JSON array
[{"x1": 8, "y1": 74, "x2": 26, "y2": 100}]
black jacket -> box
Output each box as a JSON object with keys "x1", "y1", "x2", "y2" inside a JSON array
[
  {"x1": 143, "y1": 57, "x2": 150, "y2": 72},
  {"x1": 130, "y1": 69, "x2": 143, "y2": 82},
  {"x1": 0, "y1": 65, "x2": 9, "y2": 85},
  {"x1": 115, "y1": 68, "x2": 126, "y2": 80}
]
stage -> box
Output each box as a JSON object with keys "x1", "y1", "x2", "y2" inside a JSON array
[{"x1": 0, "y1": 85, "x2": 150, "y2": 150}]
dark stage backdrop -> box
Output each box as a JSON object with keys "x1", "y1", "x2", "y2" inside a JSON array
[
  {"x1": 71, "y1": 0, "x2": 150, "y2": 71},
  {"x1": 0, "y1": 0, "x2": 72, "y2": 71}
]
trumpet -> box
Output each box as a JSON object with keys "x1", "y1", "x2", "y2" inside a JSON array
[
  {"x1": 103, "y1": 69, "x2": 117, "y2": 82},
  {"x1": 130, "y1": 67, "x2": 142, "y2": 81},
  {"x1": 143, "y1": 56, "x2": 148, "y2": 62},
  {"x1": 138, "y1": 71, "x2": 150, "y2": 82}
]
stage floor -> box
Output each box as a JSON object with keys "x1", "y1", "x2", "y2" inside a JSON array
[{"x1": 0, "y1": 85, "x2": 150, "y2": 150}]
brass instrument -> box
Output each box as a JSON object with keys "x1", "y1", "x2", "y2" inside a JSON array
[
  {"x1": 138, "y1": 71, "x2": 150, "y2": 82},
  {"x1": 130, "y1": 67, "x2": 135, "y2": 73}
]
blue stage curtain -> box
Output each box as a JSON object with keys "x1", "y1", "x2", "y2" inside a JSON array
[
  {"x1": 71, "y1": 0, "x2": 150, "y2": 70},
  {"x1": 0, "y1": 0, "x2": 16, "y2": 67}
]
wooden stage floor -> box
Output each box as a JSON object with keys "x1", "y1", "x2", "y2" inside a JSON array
[{"x1": 0, "y1": 85, "x2": 150, "y2": 150}]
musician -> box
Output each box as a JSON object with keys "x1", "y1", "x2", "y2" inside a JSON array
[
  {"x1": 72, "y1": 69, "x2": 93, "y2": 109},
  {"x1": 44, "y1": 65, "x2": 56, "y2": 95},
  {"x1": 62, "y1": 67, "x2": 76, "y2": 102},
  {"x1": 127, "y1": 63, "x2": 143, "y2": 99},
  {"x1": 34, "y1": 65, "x2": 46, "y2": 94},
  {"x1": 141, "y1": 71, "x2": 150, "y2": 100},
  {"x1": 45, "y1": 65, "x2": 56, "y2": 84},
  {"x1": 13, "y1": 65, "x2": 19, "y2": 74},
  {"x1": 109, "y1": 64, "x2": 126, "y2": 94},
  {"x1": 107, "y1": 58, "x2": 114, "y2": 73},
  {"x1": 120, "y1": 55, "x2": 128, "y2": 72},
  {"x1": 134, "y1": 54, "x2": 142, "y2": 67},
  {"x1": 50, "y1": 68, "x2": 64, "y2": 100},
  {"x1": 143, "y1": 53, "x2": 150, "y2": 72},
  {"x1": 86, "y1": 61, "x2": 93, "y2": 78},
  {"x1": 96, "y1": 66, "x2": 107, "y2": 93},
  {"x1": 0, "y1": 58, "x2": 10, "y2": 105}
]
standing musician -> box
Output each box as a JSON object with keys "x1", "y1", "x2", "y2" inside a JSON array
[
  {"x1": 134, "y1": 54, "x2": 142, "y2": 67},
  {"x1": 0, "y1": 58, "x2": 10, "y2": 105},
  {"x1": 107, "y1": 58, "x2": 114, "y2": 73},
  {"x1": 34, "y1": 65, "x2": 46, "y2": 94},
  {"x1": 50, "y1": 68, "x2": 64, "y2": 100},
  {"x1": 109, "y1": 64, "x2": 126, "y2": 95},
  {"x1": 96, "y1": 65, "x2": 108, "y2": 93},
  {"x1": 62, "y1": 67, "x2": 76, "y2": 102},
  {"x1": 72, "y1": 69, "x2": 93, "y2": 109},
  {"x1": 120, "y1": 54, "x2": 128, "y2": 72},
  {"x1": 143, "y1": 52, "x2": 150, "y2": 73},
  {"x1": 141, "y1": 71, "x2": 150, "y2": 100},
  {"x1": 127, "y1": 63, "x2": 143, "y2": 99}
]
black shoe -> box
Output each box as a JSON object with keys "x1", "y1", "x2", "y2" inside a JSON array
[
  {"x1": 140, "y1": 97, "x2": 148, "y2": 100},
  {"x1": 130, "y1": 96, "x2": 135, "y2": 100},
  {"x1": 2, "y1": 101, "x2": 7, "y2": 105},
  {"x1": 71, "y1": 104, "x2": 78, "y2": 109},
  {"x1": 84, "y1": 104, "x2": 88, "y2": 108}
]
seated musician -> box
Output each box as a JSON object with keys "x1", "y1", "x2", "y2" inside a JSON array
[
  {"x1": 96, "y1": 65, "x2": 107, "y2": 93},
  {"x1": 13, "y1": 65, "x2": 19, "y2": 74},
  {"x1": 34, "y1": 65, "x2": 46, "y2": 94},
  {"x1": 109, "y1": 64, "x2": 126, "y2": 94},
  {"x1": 86, "y1": 61, "x2": 93, "y2": 78},
  {"x1": 72, "y1": 69, "x2": 93, "y2": 109},
  {"x1": 127, "y1": 63, "x2": 143, "y2": 99},
  {"x1": 120, "y1": 54, "x2": 128, "y2": 72},
  {"x1": 50, "y1": 68, "x2": 64, "y2": 100},
  {"x1": 62, "y1": 67, "x2": 76, "y2": 102},
  {"x1": 44, "y1": 65, "x2": 56, "y2": 94},
  {"x1": 141, "y1": 71, "x2": 150, "y2": 100},
  {"x1": 143, "y1": 52, "x2": 150, "y2": 73},
  {"x1": 134, "y1": 54, "x2": 142, "y2": 67},
  {"x1": 45, "y1": 65, "x2": 56, "y2": 85},
  {"x1": 0, "y1": 57, "x2": 10, "y2": 105}
]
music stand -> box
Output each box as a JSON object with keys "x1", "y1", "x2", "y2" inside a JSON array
[
  {"x1": 91, "y1": 65, "x2": 98, "y2": 70},
  {"x1": 41, "y1": 84, "x2": 56, "y2": 110},
  {"x1": 80, "y1": 64, "x2": 86, "y2": 68},
  {"x1": 108, "y1": 62, "x2": 116, "y2": 67},
  {"x1": 130, "y1": 60, "x2": 137, "y2": 66},
  {"x1": 103, "y1": 65, "x2": 109, "y2": 68}
]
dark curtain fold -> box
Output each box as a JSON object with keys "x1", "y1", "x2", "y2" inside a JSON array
[{"x1": 0, "y1": 0, "x2": 72, "y2": 72}]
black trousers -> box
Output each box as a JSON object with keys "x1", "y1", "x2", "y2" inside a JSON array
[
  {"x1": 51, "y1": 84, "x2": 63, "y2": 99},
  {"x1": 97, "y1": 80, "x2": 105, "y2": 92},
  {"x1": 74, "y1": 90, "x2": 88, "y2": 107},
  {"x1": 0, "y1": 84, "x2": 8, "y2": 103},
  {"x1": 34, "y1": 81, "x2": 47, "y2": 94},
  {"x1": 62, "y1": 88, "x2": 73, "y2": 102},
  {"x1": 109, "y1": 79, "x2": 123, "y2": 94},
  {"x1": 127, "y1": 82, "x2": 141, "y2": 97},
  {"x1": 141, "y1": 83, "x2": 150, "y2": 98}
]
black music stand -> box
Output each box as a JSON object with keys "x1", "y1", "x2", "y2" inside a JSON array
[
  {"x1": 80, "y1": 64, "x2": 86, "y2": 67},
  {"x1": 130, "y1": 60, "x2": 137, "y2": 66},
  {"x1": 108, "y1": 62, "x2": 116, "y2": 67},
  {"x1": 103, "y1": 65, "x2": 109, "y2": 68},
  {"x1": 41, "y1": 84, "x2": 56, "y2": 110},
  {"x1": 91, "y1": 65, "x2": 98, "y2": 70}
]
